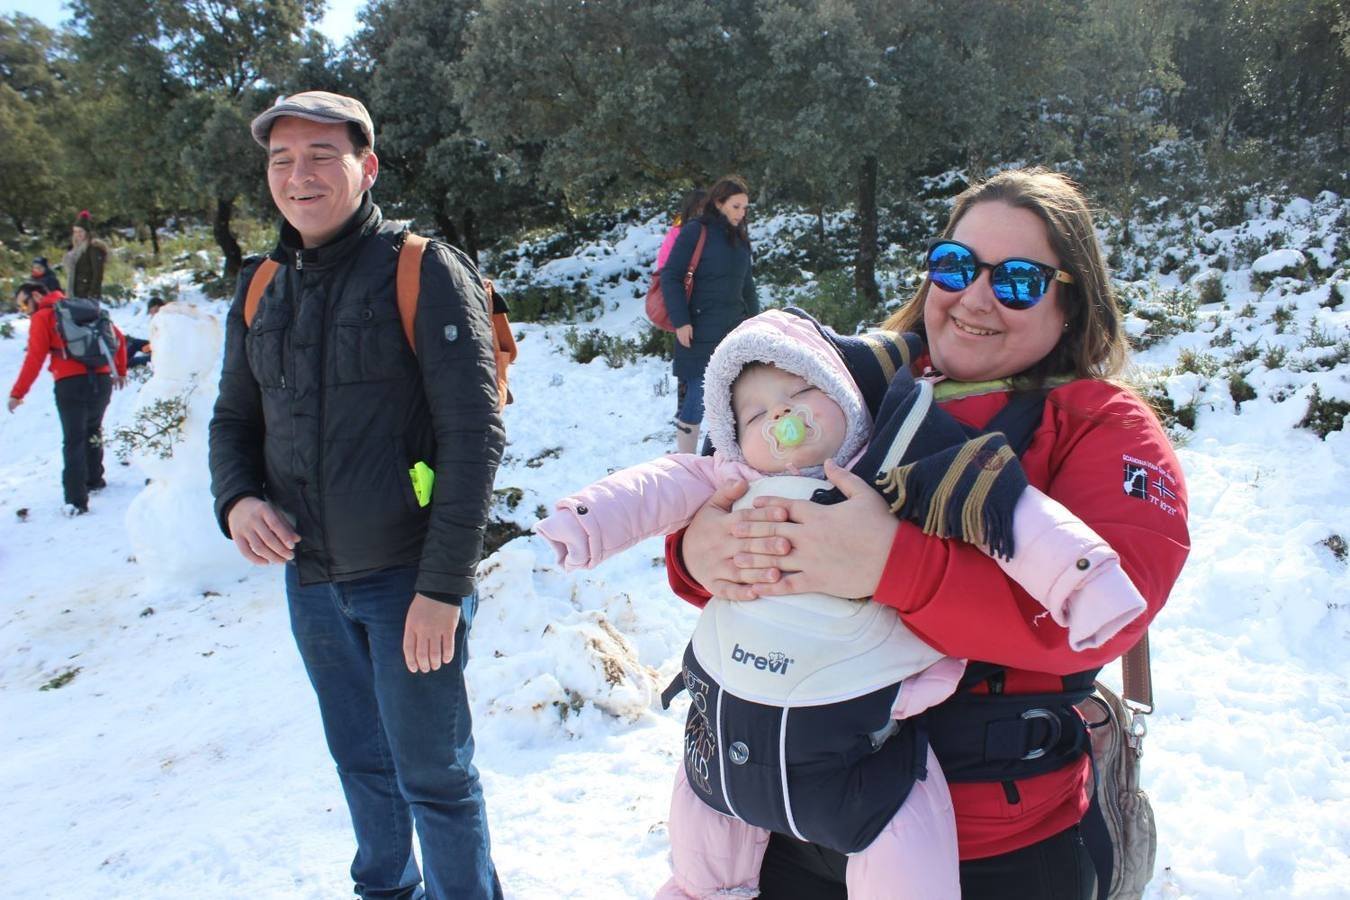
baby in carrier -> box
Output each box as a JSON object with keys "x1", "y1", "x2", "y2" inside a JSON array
[{"x1": 536, "y1": 308, "x2": 1146, "y2": 899}]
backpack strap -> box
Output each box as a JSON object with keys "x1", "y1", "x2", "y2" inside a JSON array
[
  {"x1": 241, "y1": 243, "x2": 424, "y2": 341},
  {"x1": 486, "y1": 283, "x2": 518, "y2": 359},
  {"x1": 98, "y1": 308, "x2": 120, "y2": 372},
  {"x1": 397, "y1": 233, "x2": 428, "y2": 350},
  {"x1": 242, "y1": 237, "x2": 513, "y2": 413},
  {"x1": 397, "y1": 232, "x2": 515, "y2": 412},
  {"x1": 243, "y1": 259, "x2": 281, "y2": 328}
]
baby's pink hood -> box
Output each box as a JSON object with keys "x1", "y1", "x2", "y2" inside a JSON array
[{"x1": 702, "y1": 309, "x2": 870, "y2": 467}]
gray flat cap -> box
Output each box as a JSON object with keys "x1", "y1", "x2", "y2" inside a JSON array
[{"x1": 250, "y1": 91, "x2": 375, "y2": 150}]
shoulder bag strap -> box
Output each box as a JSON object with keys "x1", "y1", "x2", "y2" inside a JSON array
[
  {"x1": 683, "y1": 224, "x2": 708, "y2": 297},
  {"x1": 1121, "y1": 632, "x2": 1153, "y2": 712}
]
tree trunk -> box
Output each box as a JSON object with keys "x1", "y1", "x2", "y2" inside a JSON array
[
  {"x1": 462, "y1": 207, "x2": 479, "y2": 266},
  {"x1": 148, "y1": 209, "x2": 162, "y2": 259},
  {"x1": 433, "y1": 211, "x2": 461, "y2": 250},
  {"x1": 853, "y1": 154, "x2": 880, "y2": 309},
  {"x1": 214, "y1": 196, "x2": 242, "y2": 283}
]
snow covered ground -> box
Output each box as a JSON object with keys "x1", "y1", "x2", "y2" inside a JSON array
[{"x1": 1, "y1": 189, "x2": 1347, "y2": 899}]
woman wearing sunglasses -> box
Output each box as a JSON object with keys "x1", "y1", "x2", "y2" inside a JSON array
[{"x1": 663, "y1": 168, "x2": 1190, "y2": 900}]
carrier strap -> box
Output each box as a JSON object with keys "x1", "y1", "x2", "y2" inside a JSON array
[
  {"x1": 660, "y1": 671, "x2": 684, "y2": 710},
  {"x1": 925, "y1": 388, "x2": 1106, "y2": 783},
  {"x1": 925, "y1": 686, "x2": 1095, "y2": 783}
]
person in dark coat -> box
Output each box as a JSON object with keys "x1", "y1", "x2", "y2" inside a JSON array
[
  {"x1": 208, "y1": 91, "x2": 505, "y2": 899},
  {"x1": 61, "y1": 210, "x2": 109, "y2": 298},
  {"x1": 29, "y1": 257, "x2": 61, "y2": 294},
  {"x1": 124, "y1": 296, "x2": 166, "y2": 369},
  {"x1": 660, "y1": 175, "x2": 759, "y2": 453}
]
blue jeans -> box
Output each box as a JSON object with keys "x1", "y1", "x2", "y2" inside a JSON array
[
  {"x1": 676, "y1": 374, "x2": 705, "y2": 424},
  {"x1": 286, "y1": 565, "x2": 502, "y2": 900}
]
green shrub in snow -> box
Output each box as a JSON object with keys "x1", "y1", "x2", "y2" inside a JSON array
[{"x1": 1297, "y1": 385, "x2": 1350, "y2": 439}]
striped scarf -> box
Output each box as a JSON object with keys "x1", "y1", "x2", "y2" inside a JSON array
[{"x1": 822, "y1": 368, "x2": 1029, "y2": 560}]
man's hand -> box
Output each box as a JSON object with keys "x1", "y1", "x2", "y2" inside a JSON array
[
  {"x1": 403, "y1": 593, "x2": 461, "y2": 673},
  {"x1": 749, "y1": 460, "x2": 899, "y2": 600},
  {"x1": 6, "y1": 397, "x2": 20, "y2": 413},
  {"x1": 675, "y1": 324, "x2": 693, "y2": 348},
  {"x1": 113, "y1": 374, "x2": 126, "y2": 390},
  {"x1": 226, "y1": 497, "x2": 299, "y2": 564}
]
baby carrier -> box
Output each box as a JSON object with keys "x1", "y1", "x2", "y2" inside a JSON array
[
  {"x1": 663, "y1": 476, "x2": 944, "y2": 854},
  {"x1": 660, "y1": 375, "x2": 1048, "y2": 855}
]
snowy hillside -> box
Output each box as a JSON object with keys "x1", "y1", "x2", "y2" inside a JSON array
[{"x1": 1, "y1": 187, "x2": 1347, "y2": 899}]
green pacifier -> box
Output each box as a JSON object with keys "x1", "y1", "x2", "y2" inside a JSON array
[{"x1": 772, "y1": 414, "x2": 807, "y2": 447}]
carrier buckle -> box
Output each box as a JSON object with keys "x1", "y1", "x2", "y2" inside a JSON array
[
  {"x1": 1019, "y1": 708, "x2": 1063, "y2": 760},
  {"x1": 868, "y1": 719, "x2": 901, "y2": 751}
]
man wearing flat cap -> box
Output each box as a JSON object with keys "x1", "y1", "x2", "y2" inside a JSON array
[{"x1": 209, "y1": 90, "x2": 505, "y2": 899}]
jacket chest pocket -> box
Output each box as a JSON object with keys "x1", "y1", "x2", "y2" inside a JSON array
[
  {"x1": 333, "y1": 305, "x2": 416, "y2": 384},
  {"x1": 245, "y1": 310, "x2": 290, "y2": 389}
]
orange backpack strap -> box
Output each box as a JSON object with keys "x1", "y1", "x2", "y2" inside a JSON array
[
  {"x1": 484, "y1": 280, "x2": 519, "y2": 365},
  {"x1": 243, "y1": 259, "x2": 281, "y2": 327},
  {"x1": 493, "y1": 310, "x2": 518, "y2": 364},
  {"x1": 397, "y1": 233, "x2": 429, "y2": 351},
  {"x1": 398, "y1": 233, "x2": 513, "y2": 411},
  {"x1": 485, "y1": 281, "x2": 517, "y2": 409}
]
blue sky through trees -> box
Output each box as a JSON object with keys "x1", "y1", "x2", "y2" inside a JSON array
[{"x1": 0, "y1": 0, "x2": 362, "y2": 45}]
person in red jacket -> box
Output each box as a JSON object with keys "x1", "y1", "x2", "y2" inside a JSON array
[
  {"x1": 9, "y1": 282, "x2": 127, "y2": 515},
  {"x1": 665, "y1": 168, "x2": 1190, "y2": 900}
]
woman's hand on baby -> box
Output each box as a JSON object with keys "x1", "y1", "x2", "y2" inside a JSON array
[
  {"x1": 684, "y1": 477, "x2": 788, "y2": 600},
  {"x1": 747, "y1": 460, "x2": 899, "y2": 599}
]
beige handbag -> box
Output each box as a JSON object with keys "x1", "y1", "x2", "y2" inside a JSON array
[{"x1": 1076, "y1": 634, "x2": 1158, "y2": 900}]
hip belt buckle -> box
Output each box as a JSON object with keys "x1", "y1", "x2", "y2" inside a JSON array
[{"x1": 1019, "y1": 708, "x2": 1063, "y2": 761}]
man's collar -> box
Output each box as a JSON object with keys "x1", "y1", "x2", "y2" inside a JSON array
[{"x1": 277, "y1": 192, "x2": 379, "y2": 265}]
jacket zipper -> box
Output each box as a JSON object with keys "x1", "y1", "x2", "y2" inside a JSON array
[
  {"x1": 282, "y1": 253, "x2": 302, "y2": 389},
  {"x1": 310, "y1": 252, "x2": 331, "y2": 578},
  {"x1": 295, "y1": 248, "x2": 328, "y2": 576}
]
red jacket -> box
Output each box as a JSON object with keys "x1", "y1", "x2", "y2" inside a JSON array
[
  {"x1": 666, "y1": 376, "x2": 1189, "y2": 860},
  {"x1": 9, "y1": 290, "x2": 128, "y2": 400}
]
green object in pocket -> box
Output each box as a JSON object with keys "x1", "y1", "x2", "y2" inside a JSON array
[{"x1": 409, "y1": 460, "x2": 435, "y2": 507}]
